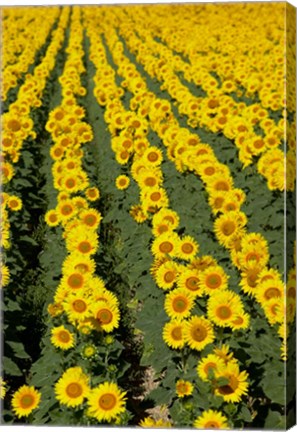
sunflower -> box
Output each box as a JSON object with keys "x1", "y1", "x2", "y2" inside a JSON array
[
  {"x1": 142, "y1": 147, "x2": 163, "y2": 166},
  {"x1": 151, "y1": 232, "x2": 179, "y2": 259},
  {"x1": 85, "y1": 187, "x2": 100, "y2": 201},
  {"x1": 255, "y1": 278, "x2": 284, "y2": 304},
  {"x1": 57, "y1": 199, "x2": 76, "y2": 223},
  {"x1": 262, "y1": 297, "x2": 284, "y2": 325},
  {"x1": 199, "y1": 265, "x2": 229, "y2": 294},
  {"x1": 239, "y1": 264, "x2": 262, "y2": 296},
  {"x1": 87, "y1": 382, "x2": 127, "y2": 422},
  {"x1": 214, "y1": 211, "x2": 247, "y2": 248},
  {"x1": 62, "y1": 253, "x2": 96, "y2": 276},
  {"x1": 65, "y1": 226, "x2": 98, "y2": 255},
  {"x1": 0, "y1": 263, "x2": 10, "y2": 287},
  {"x1": 152, "y1": 208, "x2": 180, "y2": 230},
  {"x1": 214, "y1": 362, "x2": 249, "y2": 403},
  {"x1": 177, "y1": 268, "x2": 203, "y2": 296},
  {"x1": 189, "y1": 255, "x2": 218, "y2": 271},
  {"x1": 206, "y1": 173, "x2": 233, "y2": 193},
  {"x1": 231, "y1": 312, "x2": 250, "y2": 330},
  {"x1": 138, "y1": 168, "x2": 163, "y2": 189},
  {"x1": 213, "y1": 344, "x2": 234, "y2": 364},
  {"x1": 162, "y1": 319, "x2": 186, "y2": 349},
  {"x1": 45, "y1": 209, "x2": 60, "y2": 227},
  {"x1": 208, "y1": 191, "x2": 226, "y2": 215},
  {"x1": 139, "y1": 417, "x2": 172, "y2": 428},
  {"x1": 81, "y1": 343, "x2": 98, "y2": 360},
  {"x1": 177, "y1": 235, "x2": 199, "y2": 261},
  {"x1": 155, "y1": 260, "x2": 180, "y2": 290},
  {"x1": 130, "y1": 204, "x2": 148, "y2": 223},
  {"x1": 184, "y1": 315, "x2": 215, "y2": 351},
  {"x1": 164, "y1": 288, "x2": 195, "y2": 319},
  {"x1": 141, "y1": 187, "x2": 169, "y2": 213},
  {"x1": 175, "y1": 380, "x2": 194, "y2": 398},
  {"x1": 91, "y1": 301, "x2": 120, "y2": 333},
  {"x1": 11, "y1": 385, "x2": 41, "y2": 418},
  {"x1": 193, "y1": 409, "x2": 229, "y2": 429},
  {"x1": 7, "y1": 195, "x2": 22, "y2": 211},
  {"x1": 51, "y1": 325, "x2": 75, "y2": 350},
  {"x1": 197, "y1": 354, "x2": 226, "y2": 382},
  {"x1": 63, "y1": 294, "x2": 91, "y2": 323},
  {"x1": 207, "y1": 290, "x2": 245, "y2": 327},
  {"x1": 115, "y1": 174, "x2": 130, "y2": 190},
  {"x1": 79, "y1": 208, "x2": 102, "y2": 229},
  {"x1": 55, "y1": 366, "x2": 90, "y2": 408},
  {"x1": 0, "y1": 377, "x2": 7, "y2": 399}
]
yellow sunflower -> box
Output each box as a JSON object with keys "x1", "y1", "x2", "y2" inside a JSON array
[
  {"x1": 115, "y1": 174, "x2": 130, "y2": 190},
  {"x1": 199, "y1": 265, "x2": 229, "y2": 295},
  {"x1": 177, "y1": 267, "x2": 203, "y2": 296},
  {"x1": 177, "y1": 235, "x2": 199, "y2": 261},
  {"x1": 142, "y1": 147, "x2": 163, "y2": 166},
  {"x1": 139, "y1": 417, "x2": 172, "y2": 428},
  {"x1": 175, "y1": 380, "x2": 194, "y2": 398},
  {"x1": 213, "y1": 344, "x2": 234, "y2": 364},
  {"x1": 63, "y1": 294, "x2": 92, "y2": 323},
  {"x1": 86, "y1": 382, "x2": 127, "y2": 422},
  {"x1": 51, "y1": 325, "x2": 75, "y2": 350},
  {"x1": 7, "y1": 195, "x2": 22, "y2": 211},
  {"x1": 207, "y1": 290, "x2": 245, "y2": 327},
  {"x1": 155, "y1": 260, "x2": 180, "y2": 290},
  {"x1": 79, "y1": 208, "x2": 102, "y2": 230},
  {"x1": 151, "y1": 232, "x2": 179, "y2": 259},
  {"x1": 65, "y1": 226, "x2": 98, "y2": 255},
  {"x1": 193, "y1": 409, "x2": 229, "y2": 429},
  {"x1": 184, "y1": 315, "x2": 215, "y2": 351},
  {"x1": 130, "y1": 204, "x2": 148, "y2": 223},
  {"x1": 91, "y1": 301, "x2": 120, "y2": 333},
  {"x1": 231, "y1": 312, "x2": 250, "y2": 330},
  {"x1": 45, "y1": 209, "x2": 60, "y2": 227},
  {"x1": 85, "y1": 186, "x2": 100, "y2": 201},
  {"x1": 197, "y1": 354, "x2": 226, "y2": 382},
  {"x1": 164, "y1": 288, "x2": 195, "y2": 319},
  {"x1": 214, "y1": 362, "x2": 249, "y2": 403},
  {"x1": 0, "y1": 377, "x2": 7, "y2": 399},
  {"x1": 11, "y1": 385, "x2": 41, "y2": 418},
  {"x1": 0, "y1": 263, "x2": 10, "y2": 287},
  {"x1": 55, "y1": 366, "x2": 90, "y2": 408},
  {"x1": 255, "y1": 278, "x2": 284, "y2": 304},
  {"x1": 214, "y1": 211, "x2": 247, "y2": 249},
  {"x1": 239, "y1": 264, "x2": 262, "y2": 296},
  {"x1": 162, "y1": 319, "x2": 186, "y2": 349}
]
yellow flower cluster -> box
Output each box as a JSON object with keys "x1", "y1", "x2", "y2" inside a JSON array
[
  {"x1": 45, "y1": 7, "x2": 120, "y2": 342},
  {"x1": 0, "y1": 192, "x2": 23, "y2": 288},
  {"x1": 119, "y1": 4, "x2": 295, "y2": 191},
  {"x1": 1, "y1": 7, "x2": 69, "y2": 183},
  {"x1": 197, "y1": 344, "x2": 249, "y2": 404},
  {"x1": 2, "y1": 7, "x2": 59, "y2": 101},
  {"x1": 97, "y1": 13, "x2": 291, "y2": 358},
  {"x1": 54, "y1": 367, "x2": 127, "y2": 423}
]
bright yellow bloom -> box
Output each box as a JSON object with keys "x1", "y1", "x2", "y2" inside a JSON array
[
  {"x1": 87, "y1": 382, "x2": 127, "y2": 422},
  {"x1": 11, "y1": 385, "x2": 41, "y2": 418},
  {"x1": 55, "y1": 367, "x2": 90, "y2": 408}
]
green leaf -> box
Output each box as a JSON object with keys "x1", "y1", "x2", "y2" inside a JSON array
[
  {"x1": 265, "y1": 410, "x2": 286, "y2": 429},
  {"x1": 6, "y1": 341, "x2": 30, "y2": 359},
  {"x1": 262, "y1": 374, "x2": 285, "y2": 405},
  {"x1": 3, "y1": 356, "x2": 22, "y2": 376}
]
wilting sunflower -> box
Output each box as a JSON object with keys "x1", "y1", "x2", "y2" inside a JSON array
[
  {"x1": 55, "y1": 366, "x2": 90, "y2": 408},
  {"x1": 115, "y1": 174, "x2": 130, "y2": 190},
  {"x1": 51, "y1": 325, "x2": 75, "y2": 350},
  {"x1": 199, "y1": 265, "x2": 229, "y2": 295},
  {"x1": 193, "y1": 409, "x2": 229, "y2": 429},
  {"x1": 87, "y1": 382, "x2": 127, "y2": 422},
  {"x1": 175, "y1": 380, "x2": 194, "y2": 398},
  {"x1": 162, "y1": 319, "x2": 186, "y2": 349},
  {"x1": 197, "y1": 354, "x2": 226, "y2": 382},
  {"x1": 184, "y1": 316, "x2": 215, "y2": 351},
  {"x1": 164, "y1": 288, "x2": 195, "y2": 319},
  {"x1": 214, "y1": 362, "x2": 249, "y2": 403},
  {"x1": 11, "y1": 385, "x2": 41, "y2": 418},
  {"x1": 207, "y1": 290, "x2": 245, "y2": 327}
]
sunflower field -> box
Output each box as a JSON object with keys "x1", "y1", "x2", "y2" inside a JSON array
[{"x1": 1, "y1": 2, "x2": 296, "y2": 429}]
